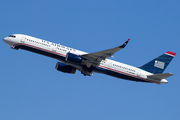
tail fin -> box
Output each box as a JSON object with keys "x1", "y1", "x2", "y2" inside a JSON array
[{"x1": 139, "y1": 51, "x2": 176, "y2": 74}]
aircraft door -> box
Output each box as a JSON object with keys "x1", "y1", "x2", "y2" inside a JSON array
[
  {"x1": 108, "y1": 62, "x2": 112, "y2": 68},
  {"x1": 51, "y1": 43, "x2": 57, "y2": 52},
  {"x1": 137, "y1": 69, "x2": 147, "y2": 79},
  {"x1": 137, "y1": 70, "x2": 141, "y2": 77},
  {"x1": 52, "y1": 46, "x2": 56, "y2": 52},
  {"x1": 21, "y1": 35, "x2": 25, "y2": 43},
  {"x1": 107, "y1": 61, "x2": 113, "y2": 73}
]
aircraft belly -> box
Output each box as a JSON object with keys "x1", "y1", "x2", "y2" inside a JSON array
[
  {"x1": 95, "y1": 66, "x2": 150, "y2": 83},
  {"x1": 16, "y1": 44, "x2": 66, "y2": 61}
]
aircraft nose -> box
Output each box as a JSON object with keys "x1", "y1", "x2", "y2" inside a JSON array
[
  {"x1": 3, "y1": 37, "x2": 12, "y2": 45},
  {"x1": 3, "y1": 37, "x2": 9, "y2": 43}
]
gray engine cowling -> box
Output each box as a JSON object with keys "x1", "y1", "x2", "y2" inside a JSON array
[{"x1": 55, "y1": 62, "x2": 76, "y2": 74}]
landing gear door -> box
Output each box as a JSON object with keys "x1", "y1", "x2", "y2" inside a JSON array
[{"x1": 21, "y1": 35, "x2": 25, "y2": 43}]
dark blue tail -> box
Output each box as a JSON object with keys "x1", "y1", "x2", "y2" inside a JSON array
[{"x1": 139, "y1": 51, "x2": 176, "y2": 74}]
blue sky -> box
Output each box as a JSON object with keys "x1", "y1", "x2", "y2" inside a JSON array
[{"x1": 1, "y1": 0, "x2": 180, "y2": 120}]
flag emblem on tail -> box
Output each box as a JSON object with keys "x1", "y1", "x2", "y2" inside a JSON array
[{"x1": 154, "y1": 61, "x2": 165, "y2": 69}]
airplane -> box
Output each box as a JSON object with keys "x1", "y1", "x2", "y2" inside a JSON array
[{"x1": 3, "y1": 34, "x2": 176, "y2": 84}]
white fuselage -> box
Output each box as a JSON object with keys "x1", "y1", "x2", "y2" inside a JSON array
[{"x1": 3, "y1": 34, "x2": 168, "y2": 84}]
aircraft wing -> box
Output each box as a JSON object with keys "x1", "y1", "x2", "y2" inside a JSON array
[{"x1": 81, "y1": 39, "x2": 130, "y2": 67}]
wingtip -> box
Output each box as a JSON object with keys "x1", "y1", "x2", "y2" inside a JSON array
[
  {"x1": 120, "y1": 39, "x2": 130, "y2": 48},
  {"x1": 127, "y1": 38, "x2": 130, "y2": 41}
]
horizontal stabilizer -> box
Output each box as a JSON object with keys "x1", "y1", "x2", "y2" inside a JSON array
[{"x1": 147, "y1": 73, "x2": 174, "y2": 80}]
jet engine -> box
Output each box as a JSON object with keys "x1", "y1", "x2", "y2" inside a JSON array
[
  {"x1": 55, "y1": 62, "x2": 76, "y2": 74},
  {"x1": 65, "y1": 53, "x2": 82, "y2": 64}
]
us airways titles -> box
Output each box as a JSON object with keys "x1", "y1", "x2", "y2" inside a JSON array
[{"x1": 26, "y1": 37, "x2": 76, "y2": 52}]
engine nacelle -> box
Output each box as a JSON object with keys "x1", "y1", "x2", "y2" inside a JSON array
[
  {"x1": 66, "y1": 53, "x2": 82, "y2": 64},
  {"x1": 55, "y1": 62, "x2": 76, "y2": 74}
]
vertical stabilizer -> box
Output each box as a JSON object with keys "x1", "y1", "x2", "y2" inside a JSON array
[{"x1": 140, "y1": 51, "x2": 176, "y2": 74}]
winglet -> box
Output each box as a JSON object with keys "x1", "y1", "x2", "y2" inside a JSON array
[{"x1": 120, "y1": 38, "x2": 130, "y2": 48}]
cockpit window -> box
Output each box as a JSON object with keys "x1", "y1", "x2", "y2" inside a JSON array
[{"x1": 9, "y1": 35, "x2": 16, "y2": 38}]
